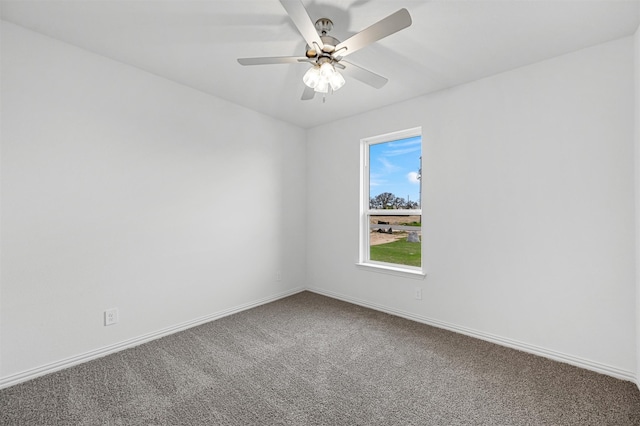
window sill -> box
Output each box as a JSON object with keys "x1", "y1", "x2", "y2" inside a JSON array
[{"x1": 355, "y1": 263, "x2": 426, "y2": 280}]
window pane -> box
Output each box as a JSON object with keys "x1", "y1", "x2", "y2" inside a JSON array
[
  {"x1": 369, "y1": 136, "x2": 422, "y2": 210},
  {"x1": 369, "y1": 215, "x2": 421, "y2": 267}
]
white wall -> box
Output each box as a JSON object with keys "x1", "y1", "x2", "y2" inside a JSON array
[
  {"x1": 307, "y1": 37, "x2": 636, "y2": 380},
  {"x1": 0, "y1": 22, "x2": 307, "y2": 384}
]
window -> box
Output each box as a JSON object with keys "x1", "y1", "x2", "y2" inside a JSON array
[{"x1": 359, "y1": 127, "x2": 424, "y2": 277}]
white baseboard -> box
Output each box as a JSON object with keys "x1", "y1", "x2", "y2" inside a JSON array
[
  {"x1": 307, "y1": 287, "x2": 637, "y2": 383},
  {"x1": 3, "y1": 286, "x2": 635, "y2": 389},
  {"x1": 0, "y1": 287, "x2": 305, "y2": 390}
]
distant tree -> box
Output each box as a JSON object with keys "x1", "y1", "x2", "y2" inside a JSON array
[
  {"x1": 391, "y1": 196, "x2": 406, "y2": 209},
  {"x1": 370, "y1": 192, "x2": 420, "y2": 209},
  {"x1": 370, "y1": 192, "x2": 396, "y2": 209}
]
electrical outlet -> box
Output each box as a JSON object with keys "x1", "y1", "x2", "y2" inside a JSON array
[
  {"x1": 104, "y1": 308, "x2": 119, "y2": 326},
  {"x1": 415, "y1": 287, "x2": 422, "y2": 300}
]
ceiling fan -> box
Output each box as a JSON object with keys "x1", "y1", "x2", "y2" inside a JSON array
[{"x1": 237, "y1": 0, "x2": 412, "y2": 100}]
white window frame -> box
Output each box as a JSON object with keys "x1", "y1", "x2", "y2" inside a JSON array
[{"x1": 357, "y1": 127, "x2": 426, "y2": 279}]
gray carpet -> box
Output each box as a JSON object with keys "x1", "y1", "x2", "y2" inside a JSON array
[{"x1": 1, "y1": 291, "x2": 639, "y2": 425}]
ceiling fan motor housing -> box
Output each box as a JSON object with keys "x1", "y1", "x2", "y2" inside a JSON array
[
  {"x1": 306, "y1": 18, "x2": 341, "y2": 58},
  {"x1": 306, "y1": 35, "x2": 341, "y2": 58}
]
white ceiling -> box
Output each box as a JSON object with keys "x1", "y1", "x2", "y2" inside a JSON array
[{"x1": 2, "y1": 0, "x2": 639, "y2": 129}]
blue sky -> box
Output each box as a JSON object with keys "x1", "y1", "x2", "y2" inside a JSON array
[{"x1": 369, "y1": 135, "x2": 422, "y2": 205}]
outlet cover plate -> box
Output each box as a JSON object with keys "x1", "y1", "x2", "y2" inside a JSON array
[{"x1": 105, "y1": 308, "x2": 119, "y2": 326}]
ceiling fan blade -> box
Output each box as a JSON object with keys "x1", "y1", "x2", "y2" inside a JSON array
[
  {"x1": 340, "y1": 61, "x2": 388, "y2": 89},
  {"x1": 237, "y1": 56, "x2": 308, "y2": 65},
  {"x1": 301, "y1": 85, "x2": 316, "y2": 100},
  {"x1": 279, "y1": 0, "x2": 324, "y2": 51},
  {"x1": 335, "y1": 8, "x2": 411, "y2": 58}
]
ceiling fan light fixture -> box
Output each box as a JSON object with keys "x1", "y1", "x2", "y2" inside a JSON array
[
  {"x1": 314, "y1": 79, "x2": 329, "y2": 93},
  {"x1": 320, "y1": 62, "x2": 335, "y2": 78},
  {"x1": 303, "y1": 66, "x2": 321, "y2": 88},
  {"x1": 305, "y1": 62, "x2": 345, "y2": 93},
  {"x1": 328, "y1": 70, "x2": 346, "y2": 91}
]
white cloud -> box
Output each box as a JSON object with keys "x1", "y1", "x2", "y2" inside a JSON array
[
  {"x1": 369, "y1": 172, "x2": 385, "y2": 187},
  {"x1": 377, "y1": 157, "x2": 398, "y2": 173},
  {"x1": 385, "y1": 138, "x2": 421, "y2": 156},
  {"x1": 385, "y1": 146, "x2": 421, "y2": 157},
  {"x1": 407, "y1": 171, "x2": 420, "y2": 184}
]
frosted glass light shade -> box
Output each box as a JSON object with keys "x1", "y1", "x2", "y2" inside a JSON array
[
  {"x1": 303, "y1": 66, "x2": 321, "y2": 88},
  {"x1": 304, "y1": 62, "x2": 345, "y2": 93},
  {"x1": 314, "y1": 79, "x2": 329, "y2": 93},
  {"x1": 329, "y1": 71, "x2": 345, "y2": 91},
  {"x1": 320, "y1": 62, "x2": 335, "y2": 78}
]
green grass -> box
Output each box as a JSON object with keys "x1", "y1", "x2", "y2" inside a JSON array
[
  {"x1": 399, "y1": 221, "x2": 421, "y2": 227},
  {"x1": 370, "y1": 238, "x2": 421, "y2": 267}
]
